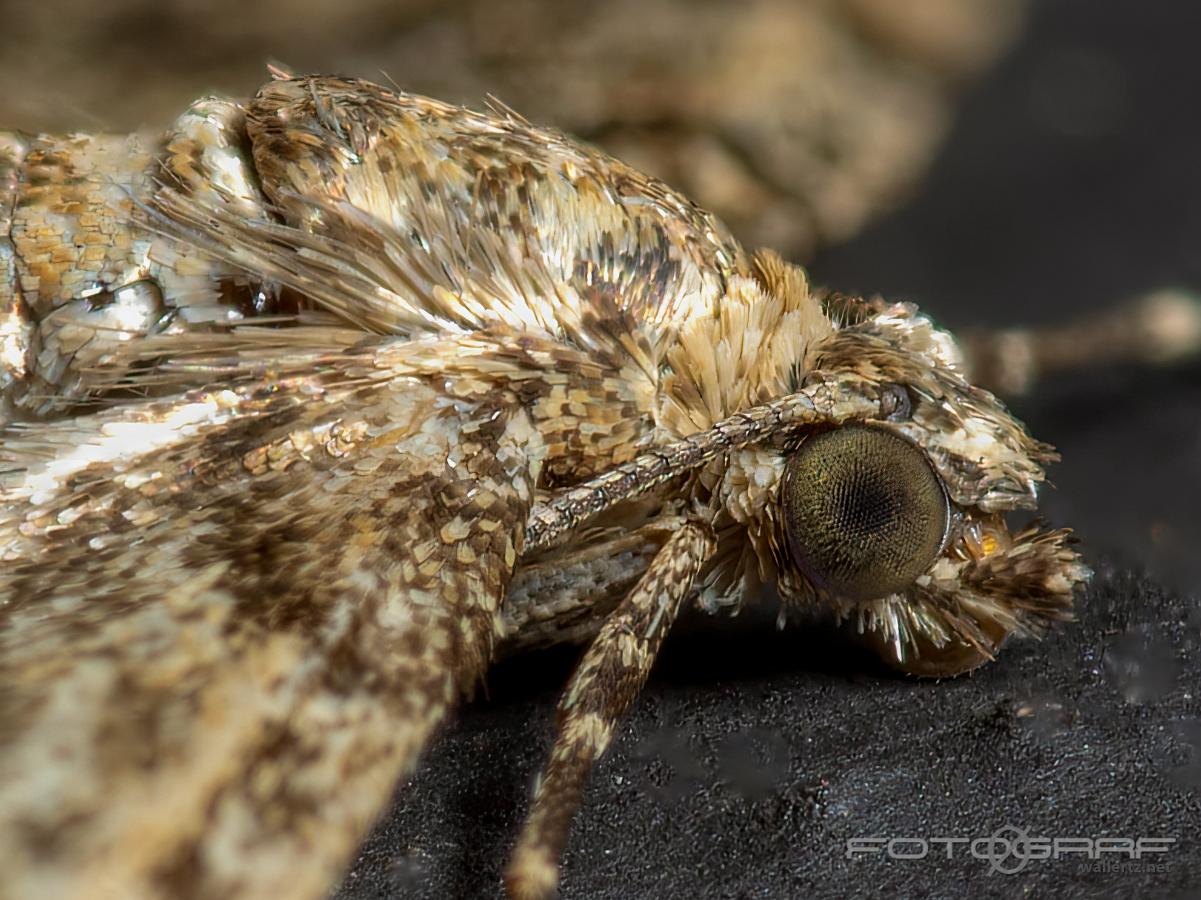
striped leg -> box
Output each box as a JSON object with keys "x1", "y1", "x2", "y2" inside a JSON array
[{"x1": 505, "y1": 520, "x2": 716, "y2": 899}]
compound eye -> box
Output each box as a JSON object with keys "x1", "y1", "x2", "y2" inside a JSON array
[{"x1": 782, "y1": 424, "x2": 948, "y2": 602}]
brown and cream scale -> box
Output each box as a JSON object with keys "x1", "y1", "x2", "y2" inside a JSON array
[{"x1": 0, "y1": 75, "x2": 1089, "y2": 899}]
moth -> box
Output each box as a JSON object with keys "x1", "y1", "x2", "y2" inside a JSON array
[{"x1": 0, "y1": 74, "x2": 1089, "y2": 899}]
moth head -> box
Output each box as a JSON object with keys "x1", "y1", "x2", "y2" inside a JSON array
[
  {"x1": 682, "y1": 263, "x2": 1089, "y2": 677},
  {"x1": 791, "y1": 301, "x2": 1088, "y2": 675}
]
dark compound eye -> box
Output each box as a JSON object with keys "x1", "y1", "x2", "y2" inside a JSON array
[{"x1": 782, "y1": 424, "x2": 948, "y2": 602}]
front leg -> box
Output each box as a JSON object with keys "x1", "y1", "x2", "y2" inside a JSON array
[{"x1": 505, "y1": 520, "x2": 716, "y2": 899}]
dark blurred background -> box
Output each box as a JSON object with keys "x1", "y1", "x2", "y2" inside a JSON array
[{"x1": 3, "y1": 1, "x2": 1198, "y2": 897}]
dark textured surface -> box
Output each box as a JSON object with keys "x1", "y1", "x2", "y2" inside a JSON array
[
  {"x1": 339, "y1": 569, "x2": 1197, "y2": 900},
  {"x1": 336, "y1": 1, "x2": 1201, "y2": 897}
]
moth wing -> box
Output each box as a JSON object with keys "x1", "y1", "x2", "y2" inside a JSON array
[
  {"x1": 0, "y1": 347, "x2": 538, "y2": 899},
  {"x1": 154, "y1": 76, "x2": 743, "y2": 367}
]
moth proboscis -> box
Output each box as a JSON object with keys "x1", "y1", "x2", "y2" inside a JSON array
[{"x1": 0, "y1": 74, "x2": 1089, "y2": 899}]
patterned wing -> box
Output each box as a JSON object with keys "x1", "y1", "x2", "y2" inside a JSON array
[
  {"x1": 3, "y1": 74, "x2": 745, "y2": 427},
  {"x1": 151, "y1": 76, "x2": 744, "y2": 363},
  {"x1": 0, "y1": 337, "x2": 540, "y2": 900}
]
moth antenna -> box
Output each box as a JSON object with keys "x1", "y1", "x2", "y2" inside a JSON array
[
  {"x1": 523, "y1": 384, "x2": 883, "y2": 554},
  {"x1": 960, "y1": 287, "x2": 1201, "y2": 396},
  {"x1": 505, "y1": 521, "x2": 716, "y2": 900}
]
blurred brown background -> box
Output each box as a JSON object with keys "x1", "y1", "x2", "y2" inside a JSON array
[{"x1": 0, "y1": 0, "x2": 1021, "y2": 257}]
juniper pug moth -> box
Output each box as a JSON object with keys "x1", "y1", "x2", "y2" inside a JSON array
[{"x1": 0, "y1": 74, "x2": 1088, "y2": 899}]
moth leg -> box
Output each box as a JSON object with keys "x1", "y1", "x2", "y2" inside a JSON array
[
  {"x1": 504, "y1": 520, "x2": 716, "y2": 900},
  {"x1": 961, "y1": 287, "x2": 1201, "y2": 395}
]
